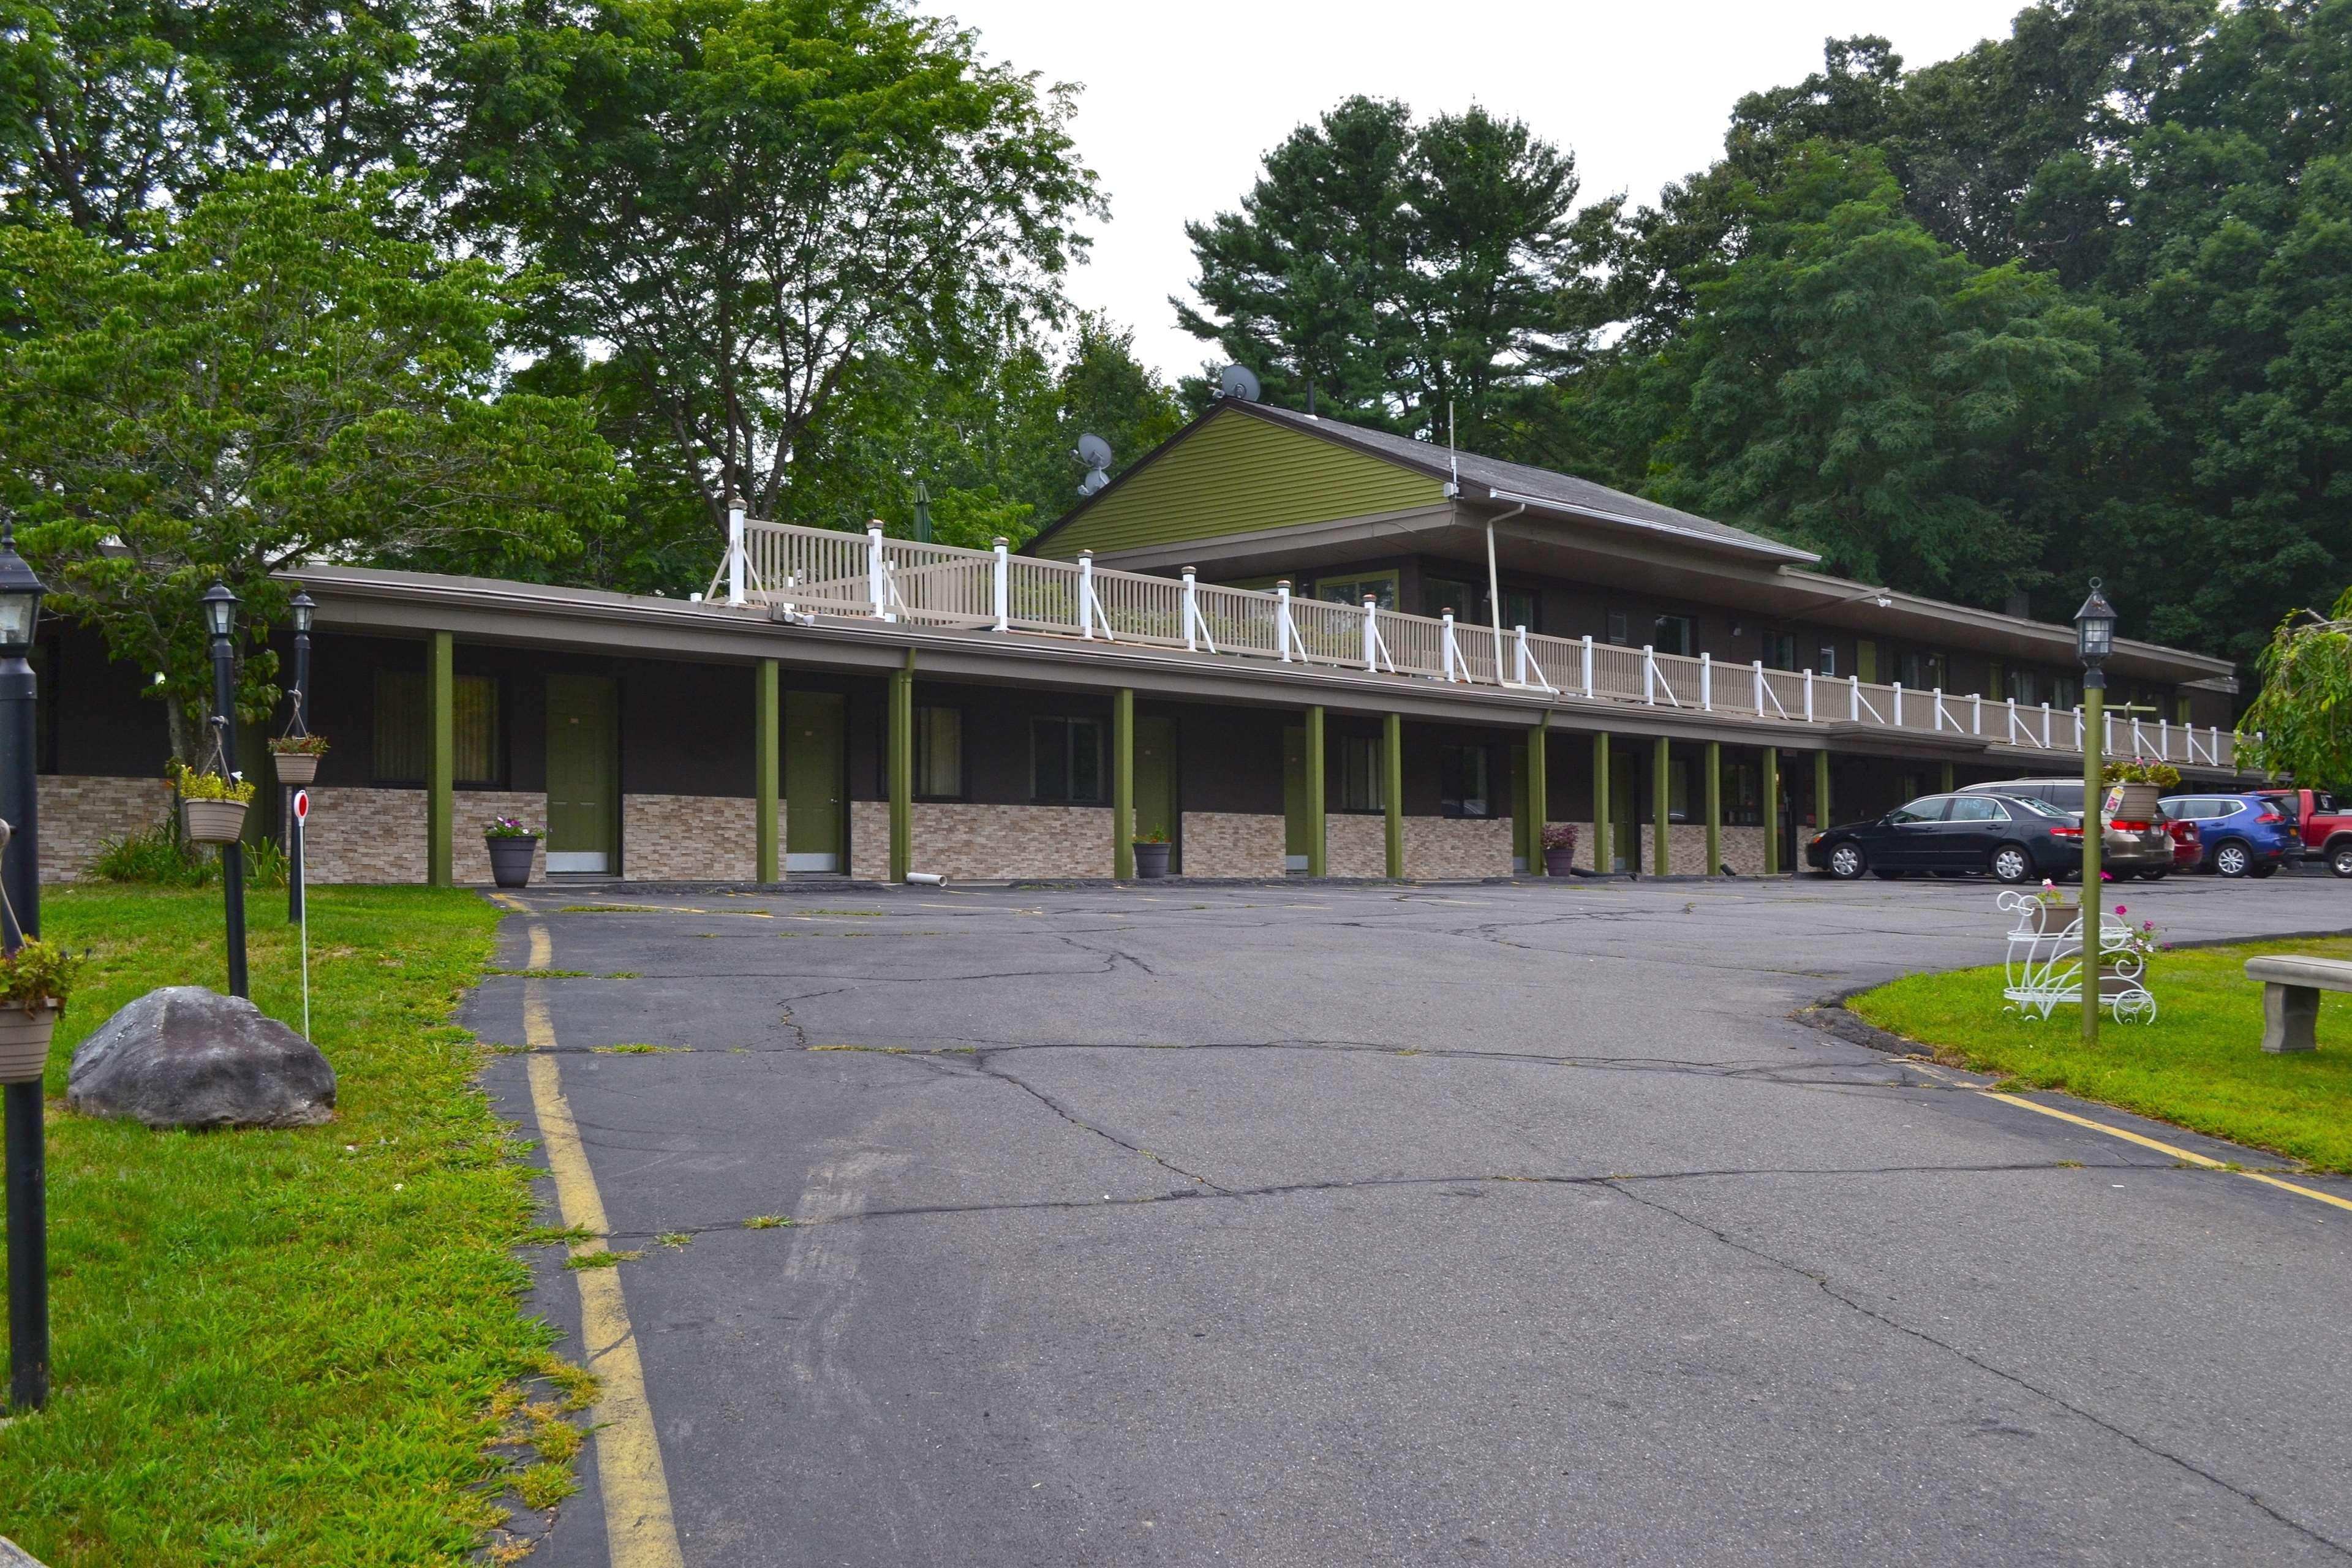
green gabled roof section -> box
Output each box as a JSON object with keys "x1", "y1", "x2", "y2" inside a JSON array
[{"x1": 1030, "y1": 404, "x2": 1445, "y2": 560}]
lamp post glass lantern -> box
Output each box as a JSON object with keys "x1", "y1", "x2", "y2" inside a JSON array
[
  {"x1": 0, "y1": 521, "x2": 48, "y2": 1411},
  {"x1": 204, "y1": 581, "x2": 249, "y2": 999},
  {"x1": 2075, "y1": 578, "x2": 2114, "y2": 1049}
]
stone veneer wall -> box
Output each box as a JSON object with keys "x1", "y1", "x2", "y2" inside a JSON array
[
  {"x1": 622, "y1": 793, "x2": 755, "y2": 882},
  {"x1": 302, "y1": 788, "x2": 552, "y2": 884},
  {"x1": 1324, "y1": 814, "x2": 1387, "y2": 877},
  {"x1": 1180, "y1": 812, "x2": 1286, "y2": 878},
  {"x1": 897, "y1": 803, "x2": 1112, "y2": 881},
  {"x1": 39, "y1": 775, "x2": 174, "y2": 881},
  {"x1": 1655, "y1": 823, "x2": 1772, "y2": 877},
  {"x1": 850, "y1": 800, "x2": 889, "y2": 882},
  {"x1": 1405, "y1": 816, "x2": 1515, "y2": 880}
]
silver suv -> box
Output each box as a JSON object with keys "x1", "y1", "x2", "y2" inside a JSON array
[{"x1": 1958, "y1": 778, "x2": 2174, "y2": 879}]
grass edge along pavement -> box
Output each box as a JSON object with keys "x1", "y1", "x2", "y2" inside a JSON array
[
  {"x1": 1849, "y1": 935, "x2": 2352, "y2": 1174},
  {"x1": 0, "y1": 886, "x2": 595, "y2": 1567}
]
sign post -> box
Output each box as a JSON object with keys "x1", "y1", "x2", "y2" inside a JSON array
[{"x1": 293, "y1": 790, "x2": 311, "y2": 1040}]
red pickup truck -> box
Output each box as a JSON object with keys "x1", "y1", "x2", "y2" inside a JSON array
[{"x1": 2256, "y1": 788, "x2": 2352, "y2": 876}]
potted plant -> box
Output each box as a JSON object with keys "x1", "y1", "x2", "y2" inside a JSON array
[
  {"x1": 1540, "y1": 822, "x2": 1580, "y2": 877},
  {"x1": 173, "y1": 763, "x2": 257, "y2": 845},
  {"x1": 1133, "y1": 827, "x2": 1172, "y2": 880},
  {"x1": 269, "y1": 731, "x2": 329, "y2": 786},
  {"x1": 484, "y1": 816, "x2": 541, "y2": 888},
  {"x1": 0, "y1": 938, "x2": 83, "y2": 1084}
]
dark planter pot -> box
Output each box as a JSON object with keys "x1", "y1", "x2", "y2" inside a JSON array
[
  {"x1": 486, "y1": 835, "x2": 538, "y2": 889},
  {"x1": 1133, "y1": 842, "x2": 1172, "y2": 879},
  {"x1": 1541, "y1": 848, "x2": 1578, "y2": 877}
]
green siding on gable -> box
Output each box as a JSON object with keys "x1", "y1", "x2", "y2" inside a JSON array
[{"x1": 1036, "y1": 407, "x2": 1444, "y2": 559}]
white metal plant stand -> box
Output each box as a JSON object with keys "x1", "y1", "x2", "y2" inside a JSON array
[{"x1": 1997, "y1": 891, "x2": 2156, "y2": 1023}]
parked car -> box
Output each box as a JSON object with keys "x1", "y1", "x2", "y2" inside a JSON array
[
  {"x1": 1806, "y1": 792, "x2": 2083, "y2": 884},
  {"x1": 2254, "y1": 787, "x2": 2348, "y2": 876},
  {"x1": 1958, "y1": 777, "x2": 2174, "y2": 879},
  {"x1": 2160, "y1": 793, "x2": 2297, "y2": 878},
  {"x1": 2168, "y1": 816, "x2": 2204, "y2": 872}
]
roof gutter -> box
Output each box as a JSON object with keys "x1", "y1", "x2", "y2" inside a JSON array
[{"x1": 1483, "y1": 486, "x2": 1821, "y2": 565}]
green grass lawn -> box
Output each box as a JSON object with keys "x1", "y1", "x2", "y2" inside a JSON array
[
  {"x1": 0, "y1": 885, "x2": 560, "y2": 1566},
  {"x1": 1850, "y1": 935, "x2": 2352, "y2": 1172}
]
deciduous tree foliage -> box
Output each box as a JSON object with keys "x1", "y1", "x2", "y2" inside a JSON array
[
  {"x1": 441, "y1": 0, "x2": 1099, "y2": 551},
  {"x1": 0, "y1": 170, "x2": 621, "y2": 757}
]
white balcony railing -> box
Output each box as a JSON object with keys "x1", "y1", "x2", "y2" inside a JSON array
[{"x1": 710, "y1": 517, "x2": 2237, "y2": 770}]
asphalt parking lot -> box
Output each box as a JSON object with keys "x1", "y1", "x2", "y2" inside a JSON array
[{"x1": 467, "y1": 871, "x2": 2352, "y2": 1567}]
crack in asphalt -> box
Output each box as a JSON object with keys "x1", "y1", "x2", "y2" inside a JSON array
[
  {"x1": 962, "y1": 1052, "x2": 1229, "y2": 1193},
  {"x1": 1607, "y1": 1178, "x2": 2352, "y2": 1559}
]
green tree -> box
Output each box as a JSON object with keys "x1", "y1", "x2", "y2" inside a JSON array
[
  {"x1": 441, "y1": 0, "x2": 1099, "y2": 551},
  {"x1": 2238, "y1": 586, "x2": 2352, "y2": 780},
  {"x1": 0, "y1": 168, "x2": 621, "y2": 758},
  {"x1": 1178, "y1": 96, "x2": 1608, "y2": 453}
]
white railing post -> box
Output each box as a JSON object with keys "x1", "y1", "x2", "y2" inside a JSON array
[
  {"x1": 866, "y1": 523, "x2": 889, "y2": 620},
  {"x1": 1182, "y1": 566, "x2": 1200, "y2": 652},
  {"x1": 1804, "y1": 669, "x2": 1815, "y2": 722},
  {"x1": 1893, "y1": 682, "x2": 1904, "y2": 726},
  {"x1": 1513, "y1": 625, "x2": 1529, "y2": 685},
  {"x1": 1971, "y1": 693, "x2": 1981, "y2": 736},
  {"x1": 1079, "y1": 549, "x2": 1098, "y2": 638},
  {"x1": 1581, "y1": 635, "x2": 1594, "y2": 699},
  {"x1": 992, "y1": 537, "x2": 1011, "y2": 631},
  {"x1": 1932, "y1": 687, "x2": 1945, "y2": 732},
  {"x1": 726, "y1": 495, "x2": 747, "y2": 606},
  {"x1": 2073, "y1": 706, "x2": 2083, "y2": 750},
  {"x1": 2211, "y1": 725, "x2": 2222, "y2": 765},
  {"x1": 1700, "y1": 652, "x2": 1713, "y2": 711},
  {"x1": 1363, "y1": 597, "x2": 1389, "y2": 672},
  {"x1": 2007, "y1": 697, "x2": 2019, "y2": 743},
  {"x1": 1752, "y1": 660, "x2": 1765, "y2": 714},
  {"x1": 1441, "y1": 611, "x2": 1460, "y2": 682},
  {"x1": 2130, "y1": 715, "x2": 2144, "y2": 756},
  {"x1": 1643, "y1": 645, "x2": 1656, "y2": 704},
  {"x1": 2158, "y1": 717, "x2": 2170, "y2": 760},
  {"x1": 1278, "y1": 580, "x2": 1297, "y2": 663},
  {"x1": 1849, "y1": 676, "x2": 1861, "y2": 722}
]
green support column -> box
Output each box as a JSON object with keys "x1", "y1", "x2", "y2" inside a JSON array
[
  {"x1": 1383, "y1": 712, "x2": 1404, "y2": 878},
  {"x1": 1940, "y1": 760, "x2": 1955, "y2": 794},
  {"x1": 1112, "y1": 688, "x2": 1136, "y2": 880},
  {"x1": 1592, "y1": 732, "x2": 1611, "y2": 874},
  {"x1": 427, "y1": 630, "x2": 453, "y2": 888},
  {"x1": 755, "y1": 658, "x2": 780, "y2": 883},
  {"x1": 1814, "y1": 750, "x2": 1832, "y2": 838},
  {"x1": 1704, "y1": 740, "x2": 1721, "y2": 878},
  {"x1": 1527, "y1": 715, "x2": 1550, "y2": 875},
  {"x1": 1652, "y1": 735, "x2": 1672, "y2": 876},
  {"x1": 887, "y1": 655, "x2": 913, "y2": 883},
  {"x1": 1762, "y1": 746, "x2": 1781, "y2": 876},
  {"x1": 1304, "y1": 706, "x2": 1327, "y2": 876}
]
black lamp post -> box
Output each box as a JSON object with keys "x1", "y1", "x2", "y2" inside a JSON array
[
  {"x1": 286, "y1": 590, "x2": 314, "y2": 924},
  {"x1": 203, "y1": 582, "x2": 249, "y2": 999},
  {"x1": 0, "y1": 521, "x2": 49, "y2": 1411},
  {"x1": 2075, "y1": 578, "x2": 2116, "y2": 1049}
]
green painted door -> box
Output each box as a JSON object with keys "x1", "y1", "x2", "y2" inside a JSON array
[
  {"x1": 785, "y1": 690, "x2": 846, "y2": 872},
  {"x1": 1283, "y1": 723, "x2": 1309, "y2": 870},
  {"x1": 1136, "y1": 716, "x2": 1177, "y2": 864},
  {"x1": 546, "y1": 674, "x2": 617, "y2": 873}
]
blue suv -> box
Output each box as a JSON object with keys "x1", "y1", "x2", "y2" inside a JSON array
[{"x1": 2158, "y1": 793, "x2": 2298, "y2": 878}]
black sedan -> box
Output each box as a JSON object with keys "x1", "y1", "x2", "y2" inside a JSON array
[{"x1": 1805, "y1": 792, "x2": 2084, "y2": 884}]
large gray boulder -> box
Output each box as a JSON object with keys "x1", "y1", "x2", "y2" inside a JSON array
[{"x1": 67, "y1": 986, "x2": 334, "y2": 1129}]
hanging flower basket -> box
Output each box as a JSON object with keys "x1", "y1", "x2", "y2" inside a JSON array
[
  {"x1": 0, "y1": 998, "x2": 58, "y2": 1084},
  {"x1": 183, "y1": 797, "x2": 250, "y2": 844},
  {"x1": 270, "y1": 734, "x2": 329, "y2": 787}
]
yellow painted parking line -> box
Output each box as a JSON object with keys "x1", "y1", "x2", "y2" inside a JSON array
[
  {"x1": 489, "y1": 892, "x2": 529, "y2": 913},
  {"x1": 1983, "y1": 1090, "x2": 2352, "y2": 1214},
  {"x1": 522, "y1": 921, "x2": 687, "y2": 1568}
]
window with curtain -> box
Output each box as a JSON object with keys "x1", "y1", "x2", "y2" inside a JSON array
[
  {"x1": 1031, "y1": 717, "x2": 1103, "y2": 804},
  {"x1": 1339, "y1": 734, "x2": 1382, "y2": 812},
  {"x1": 915, "y1": 706, "x2": 963, "y2": 799},
  {"x1": 1652, "y1": 614, "x2": 1694, "y2": 657},
  {"x1": 1761, "y1": 631, "x2": 1798, "y2": 671},
  {"x1": 374, "y1": 670, "x2": 500, "y2": 785}
]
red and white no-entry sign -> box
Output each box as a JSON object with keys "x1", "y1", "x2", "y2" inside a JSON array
[{"x1": 293, "y1": 790, "x2": 310, "y2": 823}]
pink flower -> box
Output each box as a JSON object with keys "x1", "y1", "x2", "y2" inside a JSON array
[
  {"x1": 2100, "y1": 870, "x2": 2114, "y2": 881},
  {"x1": 2115, "y1": 905, "x2": 2126, "y2": 916}
]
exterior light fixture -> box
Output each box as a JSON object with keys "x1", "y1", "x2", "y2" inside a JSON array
[
  {"x1": 0, "y1": 524, "x2": 47, "y2": 657},
  {"x1": 202, "y1": 581, "x2": 238, "y2": 640},
  {"x1": 2074, "y1": 579, "x2": 2116, "y2": 668}
]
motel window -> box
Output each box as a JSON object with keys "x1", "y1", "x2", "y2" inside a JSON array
[
  {"x1": 1031, "y1": 717, "x2": 1104, "y2": 804},
  {"x1": 1314, "y1": 573, "x2": 1397, "y2": 610},
  {"x1": 1761, "y1": 631, "x2": 1798, "y2": 671},
  {"x1": 1606, "y1": 611, "x2": 1630, "y2": 646},
  {"x1": 1898, "y1": 650, "x2": 1947, "y2": 690},
  {"x1": 1815, "y1": 641, "x2": 1837, "y2": 677},
  {"x1": 1652, "y1": 614, "x2": 1694, "y2": 657},
  {"x1": 915, "y1": 706, "x2": 963, "y2": 799},
  {"x1": 1339, "y1": 734, "x2": 1383, "y2": 813},
  {"x1": 1423, "y1": 576, "x2": 1478, "y2": 620},
  {"x1": 1439, "y1": 743, "x2": 1494, "y2": 818},
  {"x1": 373, "y1": 670, "x2": 501, "y2": 785}
]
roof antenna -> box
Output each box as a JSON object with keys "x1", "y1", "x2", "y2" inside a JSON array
[{"x1": 1446, "y1": 400, "x2": 1459, "y2": 496}]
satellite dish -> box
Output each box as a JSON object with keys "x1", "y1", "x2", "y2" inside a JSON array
[
  {"x1": 1077, "y1": 469, "x2": 1110, "y2": 497},
  {"x1": 1075, "y1": 433, "x2": 1114, "y2": 470},
  {"x1": 1219, "y1": 364, "x2": 1262, "y2": 402}
]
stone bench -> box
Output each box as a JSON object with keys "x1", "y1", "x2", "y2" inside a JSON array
[{"x1": 2244, "y1": 955, "x2": 2352, "y2": 1052}]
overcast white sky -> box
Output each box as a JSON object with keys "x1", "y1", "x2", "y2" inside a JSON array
[{"x1": 918, "y1": 1, "x2": 2033, "y2": 380}]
